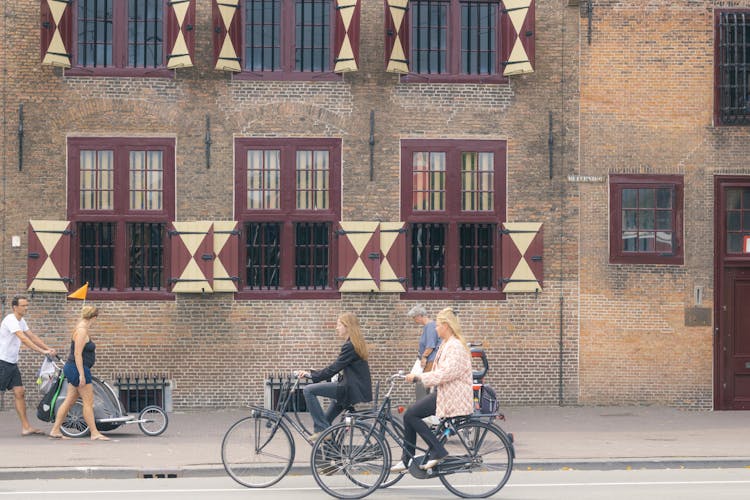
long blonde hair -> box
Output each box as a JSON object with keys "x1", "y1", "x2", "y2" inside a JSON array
[
  {"x1": 340, "y1": 312, "x2": 368, "y2": 360},
  {"x1": 436, "y1": 307, "x2": 469, "y2": 351}
]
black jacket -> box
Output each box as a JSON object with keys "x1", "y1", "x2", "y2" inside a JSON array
[{"x1": 311, "y1": 339, "x2": 372, "y2": 408}]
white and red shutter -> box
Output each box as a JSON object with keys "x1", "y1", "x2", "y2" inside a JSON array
[
  {"x1": 337, "y1": 222, "x2": 380, "y2": 292},
  {"x1": 334, "y1": 0, "x2": 361, "y2": 73},
  {"x1": 169, "y1": 222, "x2": 214, "y2": 293},
  {"x1": 213, "y1": 0, "x2": 242, "y2": 72},
  {"x1": 40, "y1": 0, "x2": 73, "y2": 68},
  {"x1": 379, "y1": 222, "x2": 407, "y2": 292},
  {"x1": 501, "y1": 0, "x2": 535, "y2": 76},
  {"x1": 213, "y1": 221, "x2": 240, "y2": 292},
  {"x1": 385, "y1": 0, "x2": 409, "y2": 74},
  {"x1": 166, "y1": 0, "x2": 196, "y2": 69},
  {"x1": 27, "y1": 220, "x2": 72, "y2": 293},
  {"x1": 500, "y1": 223, "x2": 543, "y2": 293}
]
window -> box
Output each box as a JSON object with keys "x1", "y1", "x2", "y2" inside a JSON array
[
  {"x1": 235, "y1": 138, "x2": 341, "y2": 298},
  {"x1": 609, "y1": 175, "x2": 684, "y2": 265},
  {"x1": 67, "y1": 138, "x2": 175, "y2": 297},
  {"x1": 715, "y1": 10, "x2": 750, "y2": 125},
  {"x1": 725, "y1": 187, "x2": 750, "y2": 254},
  {"x1": 401, "y1": 140, "x2": 506, "y2": 299}
]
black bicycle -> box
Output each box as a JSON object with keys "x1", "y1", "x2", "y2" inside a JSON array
[{"x1": 310, "y1": 372, "x2": 514, "y2": 499}]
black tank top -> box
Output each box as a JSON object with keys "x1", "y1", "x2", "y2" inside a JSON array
[{"x1": 67, "y1": 339, "x2": 96, "y2": 368}]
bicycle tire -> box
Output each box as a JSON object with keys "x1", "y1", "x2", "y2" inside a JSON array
[
  {"x1": 138, "y1": 405, "x2": 168, "y2": 436},
  {"x1": 379, "y1": 418, "x2": 407, "y2": 488},
  {"x1": 221, "y1": 414, "x2": 295, "y2": 488},
  {"x1": 438, "y1": 421, "x2": 513, "y2": 498},
  {"x1": 60, "y1": 400, "x2": 90, "y2": 438},
  {"x1": 310, "y1": 421, "x2": 388, "y2": 499}
]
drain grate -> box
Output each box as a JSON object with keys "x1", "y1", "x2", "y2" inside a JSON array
[{"x1": 141, "y1": 470, "x2": 181, "y2": 479}]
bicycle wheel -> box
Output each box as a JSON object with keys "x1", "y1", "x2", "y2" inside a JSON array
[
  {"x1": 221, "y1": 414, "x2": 295, "y2": 488},
  {"x1": 438, "y1": 421, "x2": 513, "y2": 498},
  {"x1": 379, "y1": 418, "x2": 406, "y2": 488},
  {"x1": 60, "y1": 400, "x2": 90, "y2": 438},
  {"x1": 311, "y1": 421, "x2": 388, "y2": 499},
  {"x1": 138, "y1": 405, "x2": 168, "y2": 436}
]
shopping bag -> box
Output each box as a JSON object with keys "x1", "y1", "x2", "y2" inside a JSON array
[
  {"x1": 410, "y1": 357, "x2": 423, "y2": 375},
  {"x1": 36, "y1": 355, "x2": 58, "y2": 394}
]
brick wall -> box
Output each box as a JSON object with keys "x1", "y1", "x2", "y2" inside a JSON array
[{"x1": 1, "y1": 1, "x2": 581, "y2": 410}]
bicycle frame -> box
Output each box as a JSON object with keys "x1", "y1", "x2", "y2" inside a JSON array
[{"x1": 247, "y1": 374, "x2": 313, "y2": 447}]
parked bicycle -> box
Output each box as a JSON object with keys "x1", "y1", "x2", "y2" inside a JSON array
[
  {"x1": 310, "y1": 372, "x2": 514, "y2": 499},
  {"x1": 221, "y1": 373, "x2": 317, "y2": 488}
]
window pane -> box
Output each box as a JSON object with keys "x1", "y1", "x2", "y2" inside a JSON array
[
  {"x1": 622, "y1": 188, "x2": 637, "y2": 209},
  {"x1": 639, "y1": 210, "x2": 654, "y2": 230},
  {"x1": 128, "y1": 222, "x2": 164, "y2": 290},
  {"x1": 295, "y1": 0, "x2": 331, "y2": 72},
  {"x1": 728, "y1": 211, "x2": 741, "y2": 231},
  {"x1": 728, "y1": 232, "x2": 743, "y2": 253},
  {"x1": 655, "y1": 231, "x2": 673, "y2": 253},
  {"x1": 78, "y1": 221, "x2": 115, "y2": 290},
  {"x1": 78, "y1": 0, "x2": 113, "y2": 67},
  {"x1": 638, "y1": 188, "x2": 655, "y2": 208},
  {"x1": 247, "y1": 150, "x2": 280, "y2": 209},
  {"x1": 461, "y1": 1, "x2": 496, "y2": 75},
  {"x1": 727, "y1": 188, "x2": 742, "y2": 210},
  {"x1": 622, "y1": 210, "x2": 637, "y2": 231},
  {"x1": 294, "y1": 222, "x2": 329, "y2": 289},
  {"x1": 296, "y1": 150, "x2": 329, "y2": 210},
  {"x1": 638, "y1": 232, "x2": 655, "y2": 252},
  {"x1": 656, "y1": 210, "x2": 672, "y2": 230},
  {"x1": 461, "y1": 152, "x2": 494, "y2": 211},
  {"x1": 128, "y1": 0, "x2": 163, "y2": 68},
  {"x1": 130, "y1": 150, "x2": 163, "y2": 211},
  {"x1": 656, "y1": 188, "x2": 672, "y2": 209},
  {"x1": 622, "y1": 231, "x2": 637, "y2": 252},
  {"x1": 459, "y1": 223, "x2": 494, "y2": 290},
  {"x1": 411, "y1": 223, "x2": 445, "y2": 290},
  {"x1": 245, "y1": 0, "x2": 281, "y2": 71},
  {"x1": 80, "y1": 149, "x2": 113, "y2": 210},
  {"x1": 245, "y1": 222, "x2": 281, "y2": 289},
  {"x1": 412, "y1": 152, "x2": 445, "y2": 211},
  {"x1": 717, "y1": 12, "x2": 750, "y2": 125},
  {"x1": 412, "y1": 0, "x2": 448, "y2": 74}
]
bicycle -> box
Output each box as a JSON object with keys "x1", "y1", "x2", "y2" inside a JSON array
[
  {"x1": 221, "y1": 373, "x2": 316, "y2": 488},
  {"x1": 311, "y1": 372, "x2": 514, "y2": 499}
]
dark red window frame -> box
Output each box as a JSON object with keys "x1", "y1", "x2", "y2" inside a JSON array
[
  {"x1": 67, "y1": 137, "x2": 176, "y2": 299},
  {"x1": 714, "y1": 9, "x2": 750, "y2": 126},
  {"x1": 609, "y1": 174, "x2": 684, "y2": 265},
  {"x1": 234, "y1": 138, "x2": 341, "y2": 299},
  {"x1": 402, "y1": 0, "x2": 508, "y2": 84},
  {"x1": 66, "y1": 0, "x2": 173, "y2": 78},
  {"x1": 234, "y1": 0, "x2": 341, "y2": 81},
  {"x1": 400, "y1": 139, "x2": 506, "y2": 300}
]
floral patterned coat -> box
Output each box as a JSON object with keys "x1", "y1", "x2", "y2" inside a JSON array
[{"x1": 419, "y1": 336, "x2": 474, "y2": 418}]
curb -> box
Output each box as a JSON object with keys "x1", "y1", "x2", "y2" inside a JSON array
[{"x1": 3, "y1": 459, "x2": 750, "y2": 480}]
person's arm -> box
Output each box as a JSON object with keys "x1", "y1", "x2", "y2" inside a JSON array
[
  {"x1": 13, "y1": 330, "x2": 54, "y2": 356},
  {"x1": 418, "y1": 342, "x2": 463, "y2": 388},
  {"x1": 21, "y1": 329, "x2": 56, "y2": 356},
  {"x1": 73, "y1": 328, "x2": 89, "y2": 385},
  {"x1": 420, "y1": 347, "x2": 434, "y2": 367},
  {"x1": 311, "y1": 342, "x2": 358, "y2": 383}
]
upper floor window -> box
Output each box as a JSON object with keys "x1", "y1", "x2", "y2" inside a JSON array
[
  {"x1": 715, "y1": 10, "x2": 750, "y2": 125},
  {"x1": 235, "y1": 138, "x2": 341, "y2": 298},
  {"x1": 725, "y1": 187, "x2": 750, "y2": 254},
  {"x1": 609, "y1": 175, "x2": 684, "y2": 265},
  {"x1": 213, "y1": 0, "x2": 360, "y2": 79},
  {"x1": 401, "y1": 139, "x2": 506, "y2": 299},
  {"x1": 40, "y1": 0, "x2": 195, "y2": 75},
  {"x1": 68, "y1": 138, "x2": 175, "y2": 297}
]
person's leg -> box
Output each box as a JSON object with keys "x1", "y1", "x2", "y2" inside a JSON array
[
  {"x1": 400, "y1": 392, "x2": 437, "y2": 464},
  {"x1": 415, "y1": 381, "x2": 427, "y2": 401},
  {"x1": 302, "y1": 382, "x2": 338, "y2": 432},
  {"x1": 50, "y1": 384, "x2": 80, "y2": 437},
  {"x1": 12, "y1": 385, "x2": 37, "y2": 433},
  {"x1": 77, "y1": 382, "x2": 108, "y2": 440}
]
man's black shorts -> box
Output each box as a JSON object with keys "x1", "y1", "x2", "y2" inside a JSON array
[{"x1": 0, "y1": 360, "x2": 23, "y2": 391}]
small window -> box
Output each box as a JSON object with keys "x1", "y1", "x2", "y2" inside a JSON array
[
  {"x1": 401, "y1": 139, "x2": 506, "y2": 299},
  {"x1": 68, "y1": 138, "x2": 175, "y2": 297},
  {"x1": 715, "y1": 10, "x2": 750, "y2": 125},
  {"x1": 609, "y1": 175, "x2": 684, "y2": 265},
  {"x1": 725, "y1": 187, "x2": 750, "y2": 253},
  {"x1": 235, "y1": 138, "x2": 341, "y2": 298}
]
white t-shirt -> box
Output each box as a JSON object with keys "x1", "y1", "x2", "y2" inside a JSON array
[{"x1": 0, "y1": 314, "x2": 28, "y2": 364}]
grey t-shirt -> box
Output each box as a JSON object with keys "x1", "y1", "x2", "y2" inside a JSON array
[{"x1": 418, "y1": 321, "x2": 440, "y2": 362}]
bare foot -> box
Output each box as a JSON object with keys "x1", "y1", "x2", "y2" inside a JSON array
[
  {"x1": 22, "y1": 428, "x2": 44, "y2": 436},
  {"x1": 48, "y1": 433, "x2": 70, "y2": 440},
  {"x1": 90, "y1": 434, "x2": 110, "y2": 441}
]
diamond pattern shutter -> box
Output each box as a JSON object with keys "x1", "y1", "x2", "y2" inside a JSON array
[
  {"x1": 27, "y1": 220, "x2": 72, "y2": 293},
  {"x1": 337, "y1": 222, "x2": 380, "y2": 292},
  {"x1": 167, "y1": 0, "x2": 196, "y2": 69},
  {"x1": 501, "y1": 0, "x2": 535, "y2": 76},
  {"x1": 379, "y1": 222, "x2": 407, "y2": 292},
  {"x1": 169, "y1": 221, "x2": 214, "y2": 293},
  {"x1": 385, "y1": 0, "x2": 409, "y2": 74},
  {"x1": 501, "y1": 223, "x2": 543, "y2": 293},
  {"x1": 213, "y1": 221, "x2": 240, "y2": 292},
  {"x1": 334, "y1": 0, "x2": 361, "y2": 73},
  {"x1": 213, "y1": 0, "x2": 242, "y2": 72},
  {"x1": 40, "y1": 0, "x2": 73, "y2": 68}
]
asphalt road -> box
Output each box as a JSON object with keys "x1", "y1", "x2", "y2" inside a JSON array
[{"x1": 3, "y1": 468, "x2": 750, "y2": 500}]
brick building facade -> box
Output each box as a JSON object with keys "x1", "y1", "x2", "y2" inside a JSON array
[{"x1": 0, "y1": 0, "x2": 747, "y2": 411}]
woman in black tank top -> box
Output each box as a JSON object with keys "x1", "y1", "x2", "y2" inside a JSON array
[{"x1": 49, "y1": 306, "x2": 109, "y2": 441}]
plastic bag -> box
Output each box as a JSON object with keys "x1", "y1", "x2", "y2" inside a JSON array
[
  {"x1": 410, "y1": 357, "x2": 423, "y2": 375},
  {"x1": 36, "y1": 356, "x2": 58, "y2": 394}
]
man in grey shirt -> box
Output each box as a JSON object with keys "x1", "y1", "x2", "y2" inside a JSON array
[{"x1": 407, "y1": 305, "x2": 440, "y2": 400}]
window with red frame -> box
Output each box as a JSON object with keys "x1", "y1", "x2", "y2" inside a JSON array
[
  {"x1": 715, "y1": 10, "x2": 750, "y2": 125},
  {"x1": 609, "y1": 175, "x2": 684, "y2": 265},
  {"x1": 67, "y1": 138, "x2": 175, "y2": 296},
  {"x1": 235, "y1": 138, "x2": 341, "y2": 297},
  {"x1": 401, "y1": 140, "x2": 506, "y2": 299}
]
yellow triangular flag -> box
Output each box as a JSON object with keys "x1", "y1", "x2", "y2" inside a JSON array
[{"x1": 67, "y1": 283, "x2": 88, "y2": 300}]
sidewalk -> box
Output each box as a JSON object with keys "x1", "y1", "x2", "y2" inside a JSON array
[{"x1": 1, "y1": 406, "x2": 749, "y2": 479}]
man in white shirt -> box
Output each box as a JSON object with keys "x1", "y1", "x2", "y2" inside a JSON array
[{"x1": 0, "y1": 296, "x2": 56, "y2": 435}]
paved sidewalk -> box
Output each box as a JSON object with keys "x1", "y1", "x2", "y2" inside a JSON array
[{"x1": 1, "y1": 406, "x2": 749, "y2": 479}]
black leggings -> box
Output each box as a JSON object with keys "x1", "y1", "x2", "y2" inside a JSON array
[{"x1": 401, "y1": 392, "x2": 448, "y2": 464}]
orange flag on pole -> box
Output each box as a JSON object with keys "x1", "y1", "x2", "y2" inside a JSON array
[{"x1": 67, "y1": 283, "x2": 89, "y2": 300}]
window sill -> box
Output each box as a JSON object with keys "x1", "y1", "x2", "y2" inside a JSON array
[
  {"x1": 64, "y1": 67, "x2": 174, "y2": 79},
  {"x1": 401, "y1": 290, "x2": 505, "y2": 301},
  {"x1": 609, "y1": 254, "x2": 684, "y2": 266},
  {"x1": 78, "y1": 290, "x2": 175, "y2": 301},
  {"x1": 235, "y1": 289, "x2": 341, "y2": 300},
  {"x1": 400, "y1": 73, "x2": 509, "y2": 85},
  {"x1": 232, "y1": 71, "x2": 343, "y2": 82}
]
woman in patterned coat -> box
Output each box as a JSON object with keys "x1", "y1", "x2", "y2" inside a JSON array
[{"x1": 391, "y1": 307, "x2": 474, "y2": 473}]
